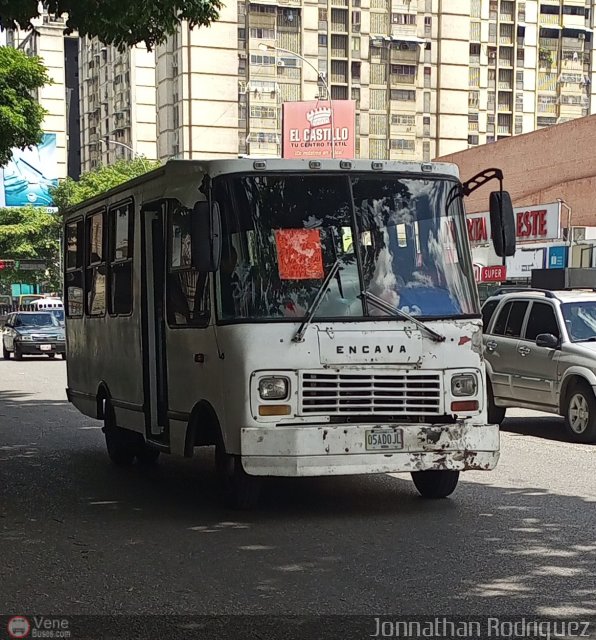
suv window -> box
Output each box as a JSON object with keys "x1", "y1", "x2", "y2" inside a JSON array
[
  {"x1": 492, "y1": 300, "x2": 528, "y2": 338},
  {"x1": 525, "y1": 302, "x2": 560, "y2": 341},
  {"x1": 482, "y1": 299, "x2": 499, "y2": 332}
]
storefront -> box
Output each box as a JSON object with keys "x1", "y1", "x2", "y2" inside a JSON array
[{"x1": 468, "y1": 202, "x2": 568, "y2": 301}]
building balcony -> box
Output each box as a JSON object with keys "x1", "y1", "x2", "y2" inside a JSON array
[
  {"x1": 562, "y1": 36, "x2": 585, "y2": 51},
  {"x1": 277, "y1": 66, "x2": 301, "y2": 80},
  {"x1": 390, "y1": 74, "x2": 416, "y2": 86},
  {"x1": 498, "y1": 99, "x2": 513, "y2": 111},
  {"x1": 540, "y1": 37, "x2": 560, "y2": 51},
  {"x1": 469, "y1": 54, "x2": 480, "y2": 65},
  {"x1": 562, "y1": 14, "x2": 588, "y2": 30},
  {"x1": 499, "y1": 12, "x2": 514, "y2": 22},
  {"x1": 391, "y1": 48, "x2": 419, "y2": 64},
  {"x1": 539, "y1": 13, "x2": 561, "y2": 26},
  {"x1": 538, "y1": 102, "x2": 558, "y2": 113},
  {"x1": 331, "y1": 47, "x2": 348, "y2": 58},
  {"x1": 498, "y1": 81, "x2": 513, "y2": 90},
  {"x1": 330, "y1": 21, "x2": 348, "y2": 32}
]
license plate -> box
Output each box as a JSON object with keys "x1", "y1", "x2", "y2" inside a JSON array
[
  {"x1": 39, "y1": 344, "x2": 52, "y2": 351},
  {"x1": 365, "y1": 428, "x2": 404, "y2": 451}
]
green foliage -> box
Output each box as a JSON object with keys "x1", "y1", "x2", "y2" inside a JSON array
[
  {"x1": 50, "y1": 157, "x2": 161, "y2": 211},
  {"x1": 0, "y1": 206, "x2": 61, "y2": 291},
  {"x1": 0, "y1": 0, "x2": 222, "y2": 51},
  {"x1": 0, "y1": 47, "x2": 50, "y2": 166}
]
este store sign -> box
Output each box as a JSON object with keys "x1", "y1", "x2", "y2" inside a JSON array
[{"x1": 467, "y1": 202, "x2": 560, "y2": 245}]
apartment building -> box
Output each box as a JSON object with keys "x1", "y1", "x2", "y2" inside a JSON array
[
  {"x1": 152, "y1": 0, "x2": 596, "y2": 162},
  {"x1": 6, "y1": 13, "x2": 80, "y2": 179},
  {"x1": 78, "y1": 39, "x2": 158, "y2": 172}
]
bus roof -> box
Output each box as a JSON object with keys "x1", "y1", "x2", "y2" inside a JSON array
[{"x1": 65, "y1": 159, "x2": 461, "y2": 215}]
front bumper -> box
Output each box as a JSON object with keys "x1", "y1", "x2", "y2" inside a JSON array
[
  {"x1": 16, "y1": 341, "x2": 65, "y2": 355},
  {"x1": 240, "y1": 423, "x2": 499, "y2": 477}
]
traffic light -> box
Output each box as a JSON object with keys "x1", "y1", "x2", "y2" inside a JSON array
[{"x1": 0, "y1": 260, "x2": 15, "y2": 270}]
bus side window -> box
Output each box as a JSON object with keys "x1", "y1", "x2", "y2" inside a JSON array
[
  {"x1": 85, "y1": 210, "x2": 107, "y2": 317},
  {"x1": 65, "y1": 218, "x2": 84, "y2": 318},
  {"x1": 108, "y1": 200, "x2": 134, "y2": 315},
  {"x1": 166, "y1": 204, "x2": 210, "y2": 327}
]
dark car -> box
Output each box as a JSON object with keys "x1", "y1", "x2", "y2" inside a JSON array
[{"x1": 2, "y1": 311, "x2": 66, "y2": 360}]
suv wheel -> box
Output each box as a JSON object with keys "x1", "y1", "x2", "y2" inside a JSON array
[
  {"x1": 487, "y1": 381, "x2": 505, "y2": 425},
  {"x1": 564, "y1": 382, "x2": 596, "y2": 443}
]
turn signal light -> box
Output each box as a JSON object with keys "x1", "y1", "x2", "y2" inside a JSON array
[
  {"x1": 451, "y1": 400, "x2": 479, "y2": 412},
  {"x1": 258, "y1": 405, "x2": 291, "y2": 416}
]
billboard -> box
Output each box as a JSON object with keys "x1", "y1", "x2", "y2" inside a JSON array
[
  {"x1": 0, "y1": 133, "x2": 58, "y2": 208},
  {"x1": 282, "y1": 100, "x2": 355, "y2": 159},
  {"x1": 467, "y1": 202, "x2": 561, "y2": 245}
]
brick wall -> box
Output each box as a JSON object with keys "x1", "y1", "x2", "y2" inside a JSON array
[{"x1": 436, "y1": 115, "x2": 596, "y2": 228}]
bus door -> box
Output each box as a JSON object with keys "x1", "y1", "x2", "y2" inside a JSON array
[{"x1": 140, "y1": 201, "x2": 171, "y2": 445}]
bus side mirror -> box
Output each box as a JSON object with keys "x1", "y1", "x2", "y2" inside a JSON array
[
  {"x1": 191, "y1": 201, "x2": 222, "y2": 272},
  {"x1": 489, "y1": 191, "x2": 516, "y2": 257}
]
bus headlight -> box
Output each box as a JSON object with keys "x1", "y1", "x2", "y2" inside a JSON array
[
  {"x1": 451, "y1": 374, "x2": 477, "y2": 397},
  {"x1": 258, "y1": 376, "x2": 290, "y2": 400}
]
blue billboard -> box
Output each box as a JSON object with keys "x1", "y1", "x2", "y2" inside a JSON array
[
  {"x1": 0, "y1": 133, "x2": 58, "y2": 207},
  {"x1": 548, "y1": 245, "x2": 568, "y2": 269}
]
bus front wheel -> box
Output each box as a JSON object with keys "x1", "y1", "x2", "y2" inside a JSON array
[
  {"x1": 411, "y1": 470, "x2": 460, "y2": 499},
  {"x1": 103, "y1": 401, "x2": 136, "y2": 466},
  {"x1": 215, "y1": 443, "x2": 261, "y2": 510}
]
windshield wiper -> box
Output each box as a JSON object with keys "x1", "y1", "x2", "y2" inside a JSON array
[
  {"x1": 292, "y1": 259, "x2": 342, "y2": 343},
  {"x1": 360, "y1": 290, "x2": 446, "y2": 343},
  {"x1": 575, "y1": 336, "x2": 596, "y2": 342}
]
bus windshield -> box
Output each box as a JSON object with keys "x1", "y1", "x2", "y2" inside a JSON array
[{"x1": 216, "y1": 173, "x2": 478, "y2": 322}]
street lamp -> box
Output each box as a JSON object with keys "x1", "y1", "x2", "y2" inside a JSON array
[
  {"x1": 258, "y1": 43, "x2": 336, "y2": 159},
  {"x1": 99, "y1": 138, "x2": 150, "y2": 171}
]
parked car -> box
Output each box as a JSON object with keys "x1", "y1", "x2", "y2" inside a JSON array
[
  {"x1": 482, "y1": 287, "x2": 596, "y2": 443},
  {"x1": 2, "y1": 311, "x2": 66, "y2": 360}
]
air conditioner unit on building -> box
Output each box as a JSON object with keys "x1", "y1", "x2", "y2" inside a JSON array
[
  {"x1": 573, "y1": 227, "x2": 587, "y2": 241},
  {"x1": 277, "y1": 60, "x2": 285, "y2": 66},
  {"x1": 239, "y1": 52, "x2": 247, "y2": 59},
  {"x1": 578, "y1": 32, "x2": 586, "y2": 40}
]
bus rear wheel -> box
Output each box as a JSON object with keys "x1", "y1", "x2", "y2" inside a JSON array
[
  {"x1": 411, "y1": 470, "x2": 460, "y2": 499},
  {"x1": 215, "y1": 442, "x2": 262, "y2": 510}
]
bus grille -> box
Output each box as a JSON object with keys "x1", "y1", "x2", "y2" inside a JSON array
[{"x1": 299, "y1": 371, "x2": 442, "y2": 415}]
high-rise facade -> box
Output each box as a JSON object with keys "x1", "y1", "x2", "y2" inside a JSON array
[
  {"x1": 6, "y1": 13, "x2": 80, "y2": 179},
  {"x1": 78, "y1": 39, "x2": 158, "y2": 172},
  {"x1": 152, "y1": 0, "x2": 596, "y2": 162}
]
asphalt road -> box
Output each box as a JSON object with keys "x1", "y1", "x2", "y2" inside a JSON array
[{"x1": 0, "y1": 359, "x2": 594, "y2": 622}]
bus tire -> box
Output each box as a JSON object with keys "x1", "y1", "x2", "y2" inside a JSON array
[
  {"x1": 411, "y1": 470, "x2": 460, "y2": 499},
  {"x1": 2, "y1": 344, "x2": 10, "y2": 359},
  {"x1": 13, "y1": 345, "x2": 23, "y2": 361},
  {"x1": 103, "y1": 401, "x2": 136, "y2": 466},
  {"x1": 136, "y1": 443, "x2": 161, "y2": 465},
  {"x1": 215, "y1": 443, "x2": 261, "y2": 510}
]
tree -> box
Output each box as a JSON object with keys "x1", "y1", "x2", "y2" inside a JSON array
[
  {"x1": 0, "y1": 47, "x2": 50, "y2": 166},
  {"x1": 0, "y1": 206, "x2": 61, "y2": 292},
  {"x1": 50, "y1": 157, "x2": 161, "y2": 211},
  {"x1": 0, "y1": 0, "x2": 222, "y2": 51}
]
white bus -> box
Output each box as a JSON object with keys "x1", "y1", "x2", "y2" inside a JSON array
[{"x1": 63, "y1": 159, "x2": 515, "y2": 508}]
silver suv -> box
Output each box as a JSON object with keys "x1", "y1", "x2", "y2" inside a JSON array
[{"x1": 482, "y1": 288, "x2": 596, "y2": 443}]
